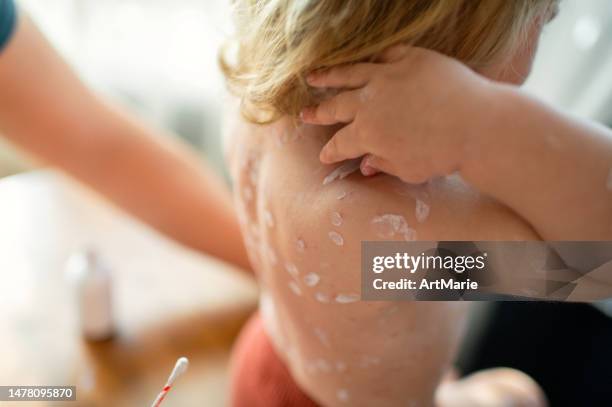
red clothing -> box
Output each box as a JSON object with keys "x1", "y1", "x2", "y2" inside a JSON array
[{"x1": 229, "y1": 312, "x2": 319, "y2": 407}]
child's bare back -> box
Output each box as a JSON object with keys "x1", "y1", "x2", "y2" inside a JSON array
[{"x1": 225, "y1": 113, "x2": 539, "y2": 406}]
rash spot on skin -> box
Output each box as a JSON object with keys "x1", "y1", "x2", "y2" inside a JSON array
[
  {"x1": 371, "y1": 214, "x2": 417, "y2": 241},
  {"x1": 335, "y1": 293, "x2": 359, "y2": 303},
  {"x1": 303, "y1": 272, "x2": 321, "y2": 287},
  {"x1": 415, "y1": 199, "x2": 430, "y2": 223},
  {"x1": 315, "y1": 292, "x2": 330, "y2": 303},
  {"x1": 296, "y1": 239, "x2": 306, "y2": 252},
  {"x1": 289, "y1": 281, "x2": 302, "y2": 296},
  {"x1": 331, "y1": 211, "x2": 343, "y2": 226},
  {"x1": 328, "y1": 231, "x2": 344, "y2": 246},
  {"x1": 285, "y1": 262, "x2": 299, "y2": 277}
]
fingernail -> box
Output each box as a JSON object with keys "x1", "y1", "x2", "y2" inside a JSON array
[
  {"x1": 361, "y1": 164, "x2": 377, "y2": 176},
  {"x1": 360, "y1": 157, "x2": 375, "y2": 176}
]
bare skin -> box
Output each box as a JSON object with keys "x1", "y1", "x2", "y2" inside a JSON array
[
  {"x1": 0, "y1": 12, "x2": 250, "y2": 270},
  {"x1": 226, "y1": 113, "x2": 543, "y2": 406},
  {"x1": 224, "y1": 12, "x2": 557, "y2": 407},
  {"x1": 302, "y1": 47, "x2": 612, "y2": 241}
]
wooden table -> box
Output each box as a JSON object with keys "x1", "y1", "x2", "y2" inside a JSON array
[{"x1": 0, "y1": 170, "x2": 258, "y2": 406}]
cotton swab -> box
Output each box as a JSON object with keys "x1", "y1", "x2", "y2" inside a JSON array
[{"x1": 150, "y1": 357, "x2": 190, "y2": 407}]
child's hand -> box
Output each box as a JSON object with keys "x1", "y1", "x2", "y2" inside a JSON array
[{"x1": 300, "y1": 46, "x2": 492, "y2": 183}]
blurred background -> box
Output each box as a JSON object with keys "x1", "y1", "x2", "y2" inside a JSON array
[
  {"x1": 1, "y1": 0, "x2": 612, "y2": 178},
  {"x1": 0, "y1": 0, "x2": 233, "y2": 178}
]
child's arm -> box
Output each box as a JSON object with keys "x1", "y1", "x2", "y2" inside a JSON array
[
  {"x1": 301, "y1": 46, "x2": 612, "y2": 240},
  {"x1": 463, "y1": 86, "x2": 612, "y2": 240}
]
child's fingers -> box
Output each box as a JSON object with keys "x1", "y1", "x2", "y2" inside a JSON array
[
  {"x1": 360, "y1": 154, "x2": 381, "y2": 176},
  {"x1": 307, "y1": 63, "x2": 377, "y2": 89},
  {"x1": 300, "y1": 90, "x2": 360, "y2": 125},
  {"x1": 361, "y1": 154, "x2": 394, "y2": 176},
  {"x1": 320, "y1": 124, "x2": 365, "y2": 164}
]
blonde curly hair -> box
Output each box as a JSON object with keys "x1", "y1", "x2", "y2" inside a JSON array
[{"x1": 220, "y1": 0, "x2": 558, "y2": 123}]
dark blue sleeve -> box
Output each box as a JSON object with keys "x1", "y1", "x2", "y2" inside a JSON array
[{"x1": 0, "y1": 0, "x2": 16, "y2": 53}]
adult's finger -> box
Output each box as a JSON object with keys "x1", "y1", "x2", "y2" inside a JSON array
[
  {"x1": 307, "y1": 63, "x2": 377, "y2": 89},
  {"x1": 320, "y1": 124, "x2": 365, "y2": 164},
  {"x1": 300, "y1": 90, "x2": 360, "y2": 125}
]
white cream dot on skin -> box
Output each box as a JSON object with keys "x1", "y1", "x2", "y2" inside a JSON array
[
  {"x1": 335, "y1": 293, "x2": 359, "y2": 304},
  {"x1": 296, "y1": 239, "x2": 306, "y2": 252},
  {"x1": 303, "y1": 272, "x2": 320, "y2": 287},
  {"x1": 288, "y1": 281, "x2": 302, "y2": 296},
  {"x1": 336, "y1": 389, "x2": 350, "y2": 402},
  {"x1": 315, "y1": 292, "x2": 330, "y2": 303},
  {"x1": 285, "y1": 262, "x2": 299, "y2": 277},
  {"x1": 337, "y1": 191, "x2": 348, "y2": 200},
  {"x1": 415, "y1": 199, "x2": 430, "y2": 223},
  {"x1": 328, "y1": 231, "x2": 344, "y2": 246},
  {"x1": 330, "y1": 211, "x2": 343, "y2": 226},
  {"x1": 335, "y1": 361, "x2": 347, "y2": 372},
  {"x1": 322, "y1": 159, "x2": 361, "y2": 185},
  {"x1": 371, "y1": 214, "x2": 417, "y2": 241}
]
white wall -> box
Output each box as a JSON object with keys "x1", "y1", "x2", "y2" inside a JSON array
[
  {"x1": 18, "y1": 0, "x2": 233, "y2": 170},
  {"x1": 525, "y1": 0, "x2": 612, "y2": 124}
]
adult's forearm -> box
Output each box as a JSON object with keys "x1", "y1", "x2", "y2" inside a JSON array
[
  {"x1": 0, "y1": 13, "x2": 251, "y2": 271},
  {"x1": 71, "y1": 103, "x2": 252, "y2": 271},
  {"x1": 462, "y1": 85, "x2": 612, "y2": 240}
]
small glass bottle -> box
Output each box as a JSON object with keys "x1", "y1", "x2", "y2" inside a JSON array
[{"x1": 66, "y1": 248, "x2": 115, "y2": 341}]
